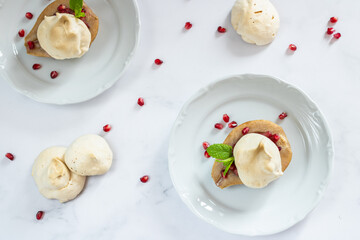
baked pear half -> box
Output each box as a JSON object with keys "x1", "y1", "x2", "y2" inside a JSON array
[
  {"x1": 24, "y1": 0, "x2": 99, "y2": 58},
  {"x1": 211, "y1": 120, "x2": 292, "y2": 189}
]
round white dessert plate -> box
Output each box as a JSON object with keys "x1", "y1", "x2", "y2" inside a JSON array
[
  {"x1": 168, "y1": 74, "x2": 334, "y2": 236},
  {"x1": 0, "y1": 0, "x2": 140, "y2": 104}
]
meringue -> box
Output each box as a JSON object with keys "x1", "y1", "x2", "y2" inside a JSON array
[
  {"x1": 65, "y1": 134, "x2": 113, "y2": 176},
  {"x1": 231, "y1": 0, "x2": 280, "y2": 45},
  {"x1": 32, "y1": 146, "x2": 86, "y2": 203},
  {"x1": 234, "y1": 133, "x2": 283, "y2": 188}
]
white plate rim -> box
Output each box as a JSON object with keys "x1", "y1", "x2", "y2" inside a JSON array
[
  {"x1": 0, "y1": 0, "x2": 141, "y2": 105},
  {"x1": 168, "y1": 73, "x2": 334, "y2": 236}
]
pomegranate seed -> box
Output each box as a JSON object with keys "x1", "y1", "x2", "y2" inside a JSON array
[
  {"x1": 25, "y1": 12, "x2": 33, "y2": 19},
  {"x1": 217, "y1": 26, "x2": 226, "y2": 33},
  {"x1": 140, "y1": 175, "x2": 149, "y2": 183},
  {"x1": 32, "y1": 64, "x2": 41, "y2": 70},
  {"x1": 214, "y1": 123, "x2": 223, "y2": 130},
  {"x1": 103, "y1": 124, "x2": 111, "y2": 132},
  {"x1": 202, "y1": 141, "x2": 210, "y2": 150},
  {"x1": 36, "y1": 211, "x2": 44, "y2": 220},
  {"x1": 333, "y1": 33, "x2": 341, "y2": 39},
  {"x1": 327, "y1": 27, "x2": 335, "y2": 35},
  {"x1": 223, "y1": 114, "x2": 230, "y2": 123},
  {"x1": 137, "y1": 97, "x2": 145, "y2": 106},
  {"x1": 229, "y1": 164, "x2": 236, "y2": 171},
  {"x1": 184, "y1": 22, "x2": 192, "y2": 30},
  {"x1": 278, "y1": 146, "x2": 282, "y2": 151},
  {"x1": 272, "y1": 134, "x2": 280, "y2": 142},
  {"x1": 18, "y1": 29, "x2": 25, "y2": 37},
  {"x1": 5, "y1": 153, "x2": 14, "y2": 161},
  {"x1": 57, "y1": 4, "x2": 66, "y2": 11},
  {"x1": 289, "y1": 44, "x2": 297, "y2": 51},
  {"x1": 242, "y1": 127, "x2": 249, "y2": 135},
  {"x1": 27, "y1": 41, "x2": 35, "y2": 49},
  {"x1": 228, "y1": 121, "x2": 237, "y2": 128},
  {"x1": 279, "y1": 112, "x2": 288, "y2": 120},
  {"x1": 154, "y1": 59, "x2": 163, "y2": 65},
  {"x1": 221, "y1": 170, "x2": 228, "y2": 178},
  {"x1": 50, "y1": 71, "x2": 58, "y2": 79},
  {"x1": 204, "y1": 151, "x2": 210, "y2": 158},
  {"x1": 330, "y1": 17, "x2": 338, "y2": 23}
]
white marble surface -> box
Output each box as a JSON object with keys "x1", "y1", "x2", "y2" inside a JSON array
[{"x1": 0, "y1": 0, "x2": 360, "y2": 239}]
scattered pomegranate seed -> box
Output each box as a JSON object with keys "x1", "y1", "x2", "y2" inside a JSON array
[
  {"x1": 36, "y1": 211, "x2": 44, "y2": 220},
  {"x1": 103, "y1": 124, "x2": 111, "y2": 132},
  {"x1": 27, "y1": 41, "x2": 35, "y2": 49},
  {"x1": 222, "y1": 114, "x2": 230, "y2": 123},
  {"x1": 329, "y1": 17, "x2": 338, "y2": 23},
  {"x1": 242, "y1": 127, "x2": 249, "y2": 135},
  {"x1": 202, "y1": 141, "x2": 210, "y2": 150},
  {"x1": 263, "y1": 131, "x2": 272, "y2": 138},
  {"x1": 221, "y1": 170, "x2": 228, "y2": 178},
  {"x1": 272, "y1": 134, "x2": 280, "y2": 142},
  {"x1": 137, "y1": 97, "x2": 145, "y2": 106},
  {"x1": 18, "y1": 29, "x2": 25, "y2": 37},
  {"x1": 50, "y1": 71, "x2": 59, "y2": 79},
  {"x1": 57, "y1": 4, "x2": 66, "y2": 11},
  {"x1": 333, "y1": 33, "x2": 341, "y2": 39},
  {"x1": 279, "y1": 112, "x2": 288, "y2": 120},
  {"x1": 204, "y1": 151, "x2": 210, "y2": 158},
  {"x1": 5, "y1": 153, "x2": 14, "y2": 161},
  {"x1": 154, "y1": 59, "x2": 163, "y2": 65},
  {"x1": 140, "y1": 175, "x2": 149, "y2": 183},
  {"x1": 184, "y1": 22, "x2": 192, "y2": 30},
  {"x1": 25, "y1": 12, "x2": 33, "y2": 19},
  {"x1": 214, "y1": 123, "x2": 224, "y2": 130},
  {"x1": 278, "y1": 146, "x2": 282, "y2": 151},
  {"x1": 32, "y1": 64, "x2": 41, "y2": 70},
  {"x1": 327, "y1": 27, "x2": 335, "y2": 35},
  {"x1": 217, "y1": 26, "x2": 226, "y2": 33},
  {"x1": 288, "y1": 44, "x2": 297, "y2": 51},
  {"x1": 228, "y1": 121, "x2": 237, "y2": 128}
]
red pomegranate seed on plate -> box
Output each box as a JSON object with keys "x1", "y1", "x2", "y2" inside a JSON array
[
  {"x1": 221, "y1": 170, "x2": 228, "y2": 178},
  {"x1": 329, "y1": 17, "x2": 338, "y2": 23},
  {"x1": 57, "y1": 4, "x2": 66, "y2": 11},
  {"x1": 103, "y1": 124, "x2": 111, "y2": 132},
  {"x1": 184, "y1": 22, "x2": 192, "y2": 30},
  {"x1": 217, "y1": 26, "x2": 226, "y2": 33},
  {"x1": 32, "y1": 64, "x2": 41, "y2": 70},
  {"x1": 279, "y1": 112, "x2": 288, "y2": 120},
  {"x1": 333, "y1": 33, "x2": 341, "y2": 39},
  {"x1": 36, "y1": 211, "x2": 44, "y2": 220},
  {"x1": 202, "y1": 141, "x2": 210, "y2": 150},
  {"x1": 222, "y1": 114, "x2": 230, "y2": 123},
  {"x1": 288, "y1": 44, "x2": 297, "y2": 51},
  {"x1": 228, "y1": 121, "x2": 237, "y2": 128},
  {"x1": 18, "y1": 29, "x2": 25, "y2": 37},
  {"x1": 5, "y1": 153, "x2": 14, "y2": 160},
  {"x1": 140, "y1": 175, "x2": 149, "y2": 183},
  {"x1": 204, "y1": 151, "x2": 210, "y2": 158},
  {"x1": 27, "y1": 41, "x2": 35, "y2": 49},
  {"x1": 50, "y1": 71, "x2": 59, "y2": 79},
  {"x1": 137, "y1": 97, "x2": 145, "y2": 106},
  {"x1": 272, "y1": 134, "x2": 280, "y2": 142},
  {"x1": 214, "y1": 123, "x2": 223, "y2": 130},
  {"x1": 25, "y1": 12, "x2": 33, "y2": 19},
  {"x1": 242, "y1": 127, "x2": 249, "y2": 135},
  {"x1": 327, "y1": 27, "x2": 335, "y2": 35},
  {"x1": 154, "y1": 59, "x2": 163, "y2": 65}
]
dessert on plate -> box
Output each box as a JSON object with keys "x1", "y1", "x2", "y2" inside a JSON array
[
  {"x1": 24, "y1": 0, "x2": 99, "y2": 59},
  {"x1": 231, "y1": 0, "x2": 280, "y2": 45},
  {"x1": 209, "y1": 120, "x2": 292, "y2": 189}
]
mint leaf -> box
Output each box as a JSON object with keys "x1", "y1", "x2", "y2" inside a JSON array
[
  {"x1": 215, "y1": 157, "x2": 234, "y2": 163},
  {"x1": 223, "y1": 160, "x2": 233, "y2": 176},
  {"x1": 69, "y1": 0, "x2": 85, "y2": 18},
  {"x1": 206, "y1": 144, "x2": 233, "y2": 159}
]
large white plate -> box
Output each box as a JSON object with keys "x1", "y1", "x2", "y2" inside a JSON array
[
  {"x1": 0, "y1": 0, "x2": 140, "y2": 104},
  {"x1": 168, "y1": 74, "x2": 334, "y2": 236}
]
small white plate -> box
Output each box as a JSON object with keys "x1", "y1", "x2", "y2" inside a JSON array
[
  {"x1": 0, "y1": 0, "x2": 140, "y2": 104},
  {"x1": 168, "y1": 74, "x2": 334, "y2": 236}
]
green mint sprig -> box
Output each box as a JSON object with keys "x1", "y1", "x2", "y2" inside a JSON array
[
  {"x1": 69, "y1": 0, "x2": 85, "y2": 18},
  {"x1": 206, "y1": 144, "x2": 234, "y2": 176}
]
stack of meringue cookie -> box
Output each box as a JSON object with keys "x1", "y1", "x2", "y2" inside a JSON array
[{"x1": 32, "y1": 134, "x2": 113, "y2": 203}]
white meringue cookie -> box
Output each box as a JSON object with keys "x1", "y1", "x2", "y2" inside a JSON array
[
  {"x1": 32, "y1": 146, "x2": 86, "y2": 203},
  {"x1": 65, "y1": 134, "x2": 113, "y2": 176}
]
